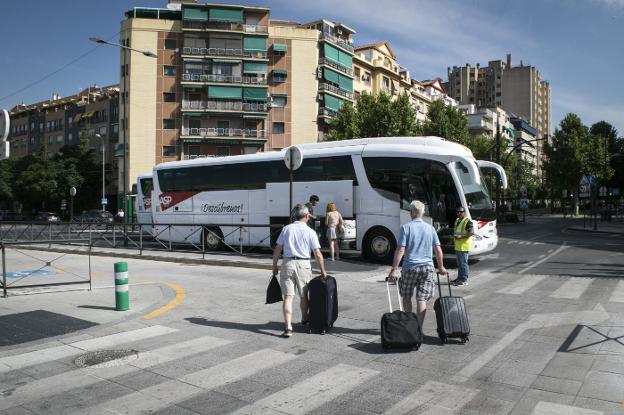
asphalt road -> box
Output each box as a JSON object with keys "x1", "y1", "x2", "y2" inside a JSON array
[{"x1": 0, "y1": 215, "x2": 623, "y2": 414}]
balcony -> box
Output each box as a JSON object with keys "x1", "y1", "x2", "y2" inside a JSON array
[
  {"x1": 182, "y1": 100, "x2": 268, "y2": 112},
  {"x1": 182, "y1": 20, "x2": 268, "y2": 33},
  {"x1": 318, "y1": 83, "x2": 353, "y2": 100},
  {"x1": 319, "y1": 33, "x2": 354, "y2": 53},
  {"x1": 181, "y1": 73, "x2": 267, "y2": 85},
  {"x1": 181, "y1": 127, "x2": 267, "y2": 139},
  {"x1": 318, "y1": 58, "x2": 353, "y2": 76},
  {"x1": 182, "y1": 46, "x2": 268, "y2": 59},
  {"x1": 318, "y1": 107, "x2": 338, "y2": 117}
]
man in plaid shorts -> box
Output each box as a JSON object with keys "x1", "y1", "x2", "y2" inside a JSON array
[{"x1": 388, "y1": 200, "x2": 447, "y2": 329}]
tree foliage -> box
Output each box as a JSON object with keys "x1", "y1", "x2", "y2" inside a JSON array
[{"x1": 420, "y1": 100, "x2": 470, "y2": 144}]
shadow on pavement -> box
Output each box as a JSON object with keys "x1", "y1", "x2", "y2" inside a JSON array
[
  {"x1": 185, "y1": 316, "x2": 285, "y2": 338},
  {"x1": 77, "y1": 305, "x2": 117, "y2": 311}
]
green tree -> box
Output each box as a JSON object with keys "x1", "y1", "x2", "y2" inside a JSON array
[
  {"x1": 420, "y1": 100, "x2": 470, "y2": 143},
  {"x1": 0, "y1": 158, "x2": 14, "y2": 209},
  {"x1": 590, "y1": 121, "x2": 621, "y2": 191},
  {"x1": 327, "y1": 101, "x2": 358, "y2": 141},
  {"x1": 390, "y1": 92, "x2": 418, "y2": 136}
]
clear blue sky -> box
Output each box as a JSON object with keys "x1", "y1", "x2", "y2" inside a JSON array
[{"x1": 1, "y1": 0, "x2": 623, "y2": 135}]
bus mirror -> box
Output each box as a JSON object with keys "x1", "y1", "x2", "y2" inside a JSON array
[{"x1": 475, "y1": 160, "x2": 508, "y2": 190}]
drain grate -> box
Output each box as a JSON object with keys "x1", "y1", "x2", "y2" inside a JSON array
[{"x1": 74, "y1": 349, "x2": 139, "y2": 368}]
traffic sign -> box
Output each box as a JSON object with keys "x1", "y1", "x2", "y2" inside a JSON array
[
  {"x1": 520, "y1": 185, "x2": 527, "y2": 197},
  {"x1": 579, "y1": 176, "x2": 590, "y2": 198},
  {"x1": 520, "y1": 197, "x2": 529, "y2": 209},
  {"x1": 599, "y1": 186, "x2": 607, "y2": 197},
  {"x1": 101, "y1": 197, "x2": 108, "y2": 205},
  {"x1": 284, "y1": 145, "x2": 303, "y2": 170}
]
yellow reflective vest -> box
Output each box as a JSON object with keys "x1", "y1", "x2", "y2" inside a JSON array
[{"x1": 454, "y1": 217, "x2": 473, "y2": 252}]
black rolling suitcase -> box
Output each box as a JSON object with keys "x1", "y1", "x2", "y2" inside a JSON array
[
  {"x1": 307, "y1": 275, "x2": 338, "y2": 334},
  {"x1": 434, "y1": 273, "x2": 470, "y2": 344},
  {"x1": 380, "y1": 280, "x2": 422, "y2": 351}
]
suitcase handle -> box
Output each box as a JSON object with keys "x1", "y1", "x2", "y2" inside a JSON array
[
  {"x1": 386, "y1": 279, "x2": 403, "y2": 313},
  {"x1": 436, "y1": 272, "x2": 453, "y2": 297}
]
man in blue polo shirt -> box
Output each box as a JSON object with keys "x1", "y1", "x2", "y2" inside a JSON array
[{"x1": 388, "y1": 200, "x2": 446, "y2": 329}]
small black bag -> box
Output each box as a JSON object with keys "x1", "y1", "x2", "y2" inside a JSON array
[
  {"x1": 265, "y1": 274, "x2": 283, "y2": 304},
  {"x1": 380, "y1": 280, "x2": 422, "y2": 351}
]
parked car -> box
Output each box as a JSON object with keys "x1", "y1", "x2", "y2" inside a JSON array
[
  {"x1": 77, "y1": 209, "x2": 114, "y2": 224},
  {"x1": 36, "y1": 212, "x2": 60, "y2": 223}
]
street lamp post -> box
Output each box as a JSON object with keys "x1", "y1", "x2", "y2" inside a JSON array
[
  {"x1": 89, "y1": 36, "x2": 156, "y2": 243},
  {"x1": 96, "y1": 133, "x2": 106, "y2": 212}
]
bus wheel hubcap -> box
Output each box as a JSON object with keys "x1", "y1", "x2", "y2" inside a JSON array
[
  {"x1": 371, "y1": 236, "x2": 390, "y2": 256},
  {"x1": 206, "y1": 232, "x2": 220, "y2": 247}
]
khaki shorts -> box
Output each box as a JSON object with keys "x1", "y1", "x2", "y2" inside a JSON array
[{"x1": 280, "y1": 259, "x2": 312, "y2": 297}]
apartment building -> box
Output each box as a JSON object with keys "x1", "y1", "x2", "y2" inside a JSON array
[
  {"x1": 510, "y1": 117, "x2": 539, "y2": 176},
  {"x1": 352, "y1": 42, "x2": 411, "y2": 100},
  {"x1": 409, "y1": 78, "x2": 456, "y2": 124},
  {"x1": 7, "y1": 86, "x2": 120, "y2": 197}
]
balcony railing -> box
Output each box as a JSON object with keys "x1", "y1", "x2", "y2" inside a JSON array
[
  {"x1": 181, "y1": 73, "x2": 267, "y2": 85},
  {"x1": 318, "y1": 58, "x2": 352, "y2": 76},
  {"x1": 182, "y1": 20, "x2": 268, "y2": 33},
  {"x1": 182, "y1": 46, "x2": 268, "y2": 59},
  {"x1": 320, "y1": 33, "x2": 354, "y2": 53},
  {"x1": 318, "y1": 83, "x2": 354, "y2": 100},
  {"x1": 181, "y1": 127, "x2": 267, "y2": 138},
  {"x1": 182, "y1": 100, "x2": 268, "y2": 112},
  {"x1": 318, "y1": 107, "x2": 338, "y2": 117}
]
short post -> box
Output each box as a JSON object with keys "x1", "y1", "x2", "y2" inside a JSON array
[
  {"x1": 2, "y1": 243, "x2": 7, "y2": 298},
  {"x1": 114, "y1": 262, "x2": 129, "y2": 311}
]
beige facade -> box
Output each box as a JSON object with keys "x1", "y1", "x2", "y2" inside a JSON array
[
  {"x1": 410, "y1": 79, "x2": 456, "y2": 124},
  {"x1": 352, "y1": 42, "x2": 411, "y2": 99}
]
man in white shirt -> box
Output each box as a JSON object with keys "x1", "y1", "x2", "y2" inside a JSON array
[{"x1": 272, "y1": 204, "x2": 327, "y2": 338}]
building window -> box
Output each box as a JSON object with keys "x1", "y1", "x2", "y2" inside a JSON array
[
  {"x1": 99, "y1": 126, "x2": 107, "y2": 136},
  {"x1": 68, "y1": 133, "x2": 73, "y2": 142},
  {"x1": 113, "y1": 124, "x2": 119, "y2": 134},
  {"x1": 217, "y1": 120, "x2": 230, "y2": 130},
  {"x1": 164, "y1": 39, "x2": 177, "y2": 50},
  {"x1": 354, "y1": 67, "x2": 360, "y2": 78},
  {"x1": 163, "y1": 119, "x2": 176, "y2": 129},
  {"x1": 272, "y1": 122, "x2": 285, "y2": 134},
  {"x1": 163, "y1": 92, "x2": 176, "y2": 102},
  {"x1": 383, "y1": 77, "x2": 390, "y2": 90},
  {"x1": 163, "y1": 66, "x2": 176, "y2": 76},
  {"x1": 272, "y1": 96, "x2": 286, "y2": 108},
  {"x1": 216, "y1": 147, "x2": 230, "y2": 157},
  {"x1": 163, "y1": 146, "x2": 176, "y2": 157},
  {"x1": 273, "y1": 72, "x2": 287, "y2": 83}
]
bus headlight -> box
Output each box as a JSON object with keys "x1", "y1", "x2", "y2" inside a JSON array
[{"x1": 473, "y1": 234, "x2": 483, "y2": 241}]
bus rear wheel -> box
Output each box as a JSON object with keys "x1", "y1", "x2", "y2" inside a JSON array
[
  {"x1": 363, "y1": 227, "x2": 396, "y2": 264},
  {"x1": 203, "y1": 226, "x2": 224, "y2": 251}
]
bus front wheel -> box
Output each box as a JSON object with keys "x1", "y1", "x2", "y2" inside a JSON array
[
  {"x1": 203, "y1": 226, "x2": 224, "y2": 251},
  {"x1": 363, "y1": 227, "x2": 396, "y2": 264}
]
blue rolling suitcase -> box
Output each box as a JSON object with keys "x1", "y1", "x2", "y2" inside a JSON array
[{"x1": 307, "y1": 275, "x2": 338, "y2": 334}]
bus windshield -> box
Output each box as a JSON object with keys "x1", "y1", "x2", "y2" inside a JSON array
[{"x1": 453, "y1": 162, "x2": 495, "y2": 220}]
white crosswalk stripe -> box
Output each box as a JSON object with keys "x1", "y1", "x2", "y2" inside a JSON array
[
  {"x1": 77, "y1": 349, "x2": 297, "y2": 415},
  {"x1": 0, "y1": 334, "x2": 232, "y2": 411},
  {"x1": 531, "y1": 401, "x2": 603, "y2": 415},
  {"x1": 549, "y1": 277, "x2": 593, "y2": 299},
  {"x1": 231, "y1": 363, "x2": 379, "y2": 415},
  {"x1": 383, "y1": 381, "x2": 478, "y2": 415},
  {"x1": 496, "y1": 275, "x2": 547, "y2": 295},
  {"x1": 0, "y1": 325, "x2": 177, "y2": 374},
  {"x1": 609, "y1": 280, "x2": 624, "y2": 303}
]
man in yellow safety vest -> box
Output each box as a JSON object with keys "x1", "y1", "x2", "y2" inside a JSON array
[{"x1": 453, "y1": 207, "x2": 474, "y2": 286}]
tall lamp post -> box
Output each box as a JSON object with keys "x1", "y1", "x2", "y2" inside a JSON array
[
  {"x1": 95, "y1": 133, "x2": 106, "y2": 211},
  {"x1": 89, "y1": 37, "x2": 156, "y2": 242}
]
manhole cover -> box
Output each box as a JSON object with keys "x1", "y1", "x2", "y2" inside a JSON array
[{"x1": 74, "y1": 349, "x2": 139, "y2": 368}]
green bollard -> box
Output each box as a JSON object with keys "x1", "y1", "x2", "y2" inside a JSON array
[{"x1": 114, "y1": 262, "x2": 129, "y2": 311}]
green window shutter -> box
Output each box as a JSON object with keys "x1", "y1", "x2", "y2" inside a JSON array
[
  {"x1": 243, "y1": 62, "x2": 267, "y2": 73},
  {"x1": 338, "y1": 50, "x2": 352, "y2": 69},
  {"x1": 324, "y1": 44, "x2": 340, "y2": 63},
  {"x1": 271, "y1": 69, "x2": 288, "y2": 75},
  {"x1": 208, "y1": 8, "x2": 243, "y2": 22},
  {"x1": 272, "y1": 44, "x2": 288, "y2": 52},
  {"x1": 324, "y1": 94, "x2": 344, "y2": 112},
  {"x1": 243, "y1": 87, "x2": 268, "y2": 101},
  {"x1": 183, "y1": 7, "x2": 208, "y2": 21},
  {"x1": 338, "y1": 74, "x2": 353, "y2": 92},
  {"x1": 208, "y1": 86, "x2": 242, "y2": 99},
  {"x1": 243, "y1": 36, "x2": 267, "y2": 51},
  {"x1": 323, "y1": 68, "x2": 340, "y2": 84}
]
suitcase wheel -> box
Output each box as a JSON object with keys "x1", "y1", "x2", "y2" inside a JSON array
[
  {"x1": 461, "y1": 336, "x2": 469, "y2": 344},
  {"x1": 320, "y1": 329, "x2": 326, "y2": 335},
  {"x1": 440, "y1": 335, "x2": 448, "y2": 345}
]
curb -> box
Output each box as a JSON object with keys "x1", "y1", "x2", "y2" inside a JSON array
[
  {"x1": 567, "y1": 227, "x2": 624, "y2": 236},
  {"x1": 9, "y1": 245, "x2": 274, "y2": 271}
]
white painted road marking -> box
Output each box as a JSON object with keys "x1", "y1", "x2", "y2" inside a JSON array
[
  {"x1": 496, "y1": 275, "x2": 547, "y2": 295},
  {"x1": 0, "y1": 325, "x2": 177, "y2": 374},
  {"x1": 550, "y1": 277, "x2": 593, "y2": 299},
  {"x1": 609, "y1": 280, "x2": 624, "y2": 303},
  {"x1": 454, "y1": 304, "x2": 610, "y2": 382},
  {"x1": 76, "y1": 349, "x2": 297, "y2": 415},
  {"x1": 383, "y1": 381, "x2": 478, "y2": 415},
  {"x1": 531, "y1": 401, "x2": 603, "y2": 414},
  {"x1": 0, "y1": 334, "x2": 231, "y2": 411},
  {"x1": 519, "y1": 243, "x2": 568, "y2": 274},
  {"x1": 231, "y1": 363, "x2": 379, "y2": 415}
]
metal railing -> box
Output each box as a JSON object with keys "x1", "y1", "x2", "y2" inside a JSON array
[
  {"x1": 181, "y1": 100, "x2": 268, "y2": 112},
  {"x1": 181, "y1": 127, "x2": 266, "y2": 138},
  {"x1": 182, "y1": 21, "x2": 268, "y2": 34},
  {"x1": 182, "y1": 46, "x2": 268, "y2": 58},
  {"x1": 319, "y1": 82, "x2": 354, "y2": 100},
  {"x1": 319, "y1": 33, "x2": 354, "y2": 53},
  {"x1": 318, "y1": 107, "x2": 339, "y2": 117},
  {"x1": 318, "y1": 58, "x2": 353, "y2": 76},
  {"x1": 182, "y1": 73, "x2": 267, "y2": 85}
]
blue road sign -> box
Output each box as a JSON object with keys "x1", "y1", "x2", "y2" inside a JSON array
[
  {"x1": 101, "y1": 197, "x2": 108, "y2": 205},
  {"x1": 5, "y1": 269, "x2": 55, "y2": 279}
]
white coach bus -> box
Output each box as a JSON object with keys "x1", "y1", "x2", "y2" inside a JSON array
[
  {"x1": 135, "y1": 172, "x2": 154, "y2": 233},
  {"x1": 150, "y1": 137, "x2": 507, "y2": 263}
]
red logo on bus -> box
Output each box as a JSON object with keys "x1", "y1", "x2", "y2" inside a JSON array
[
  {"x1": 159, "y1": 192, "x2": 197, "y2": 210},
  {"x1": 143, "y1": 197, "x2": 152, "y2": 210}
]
